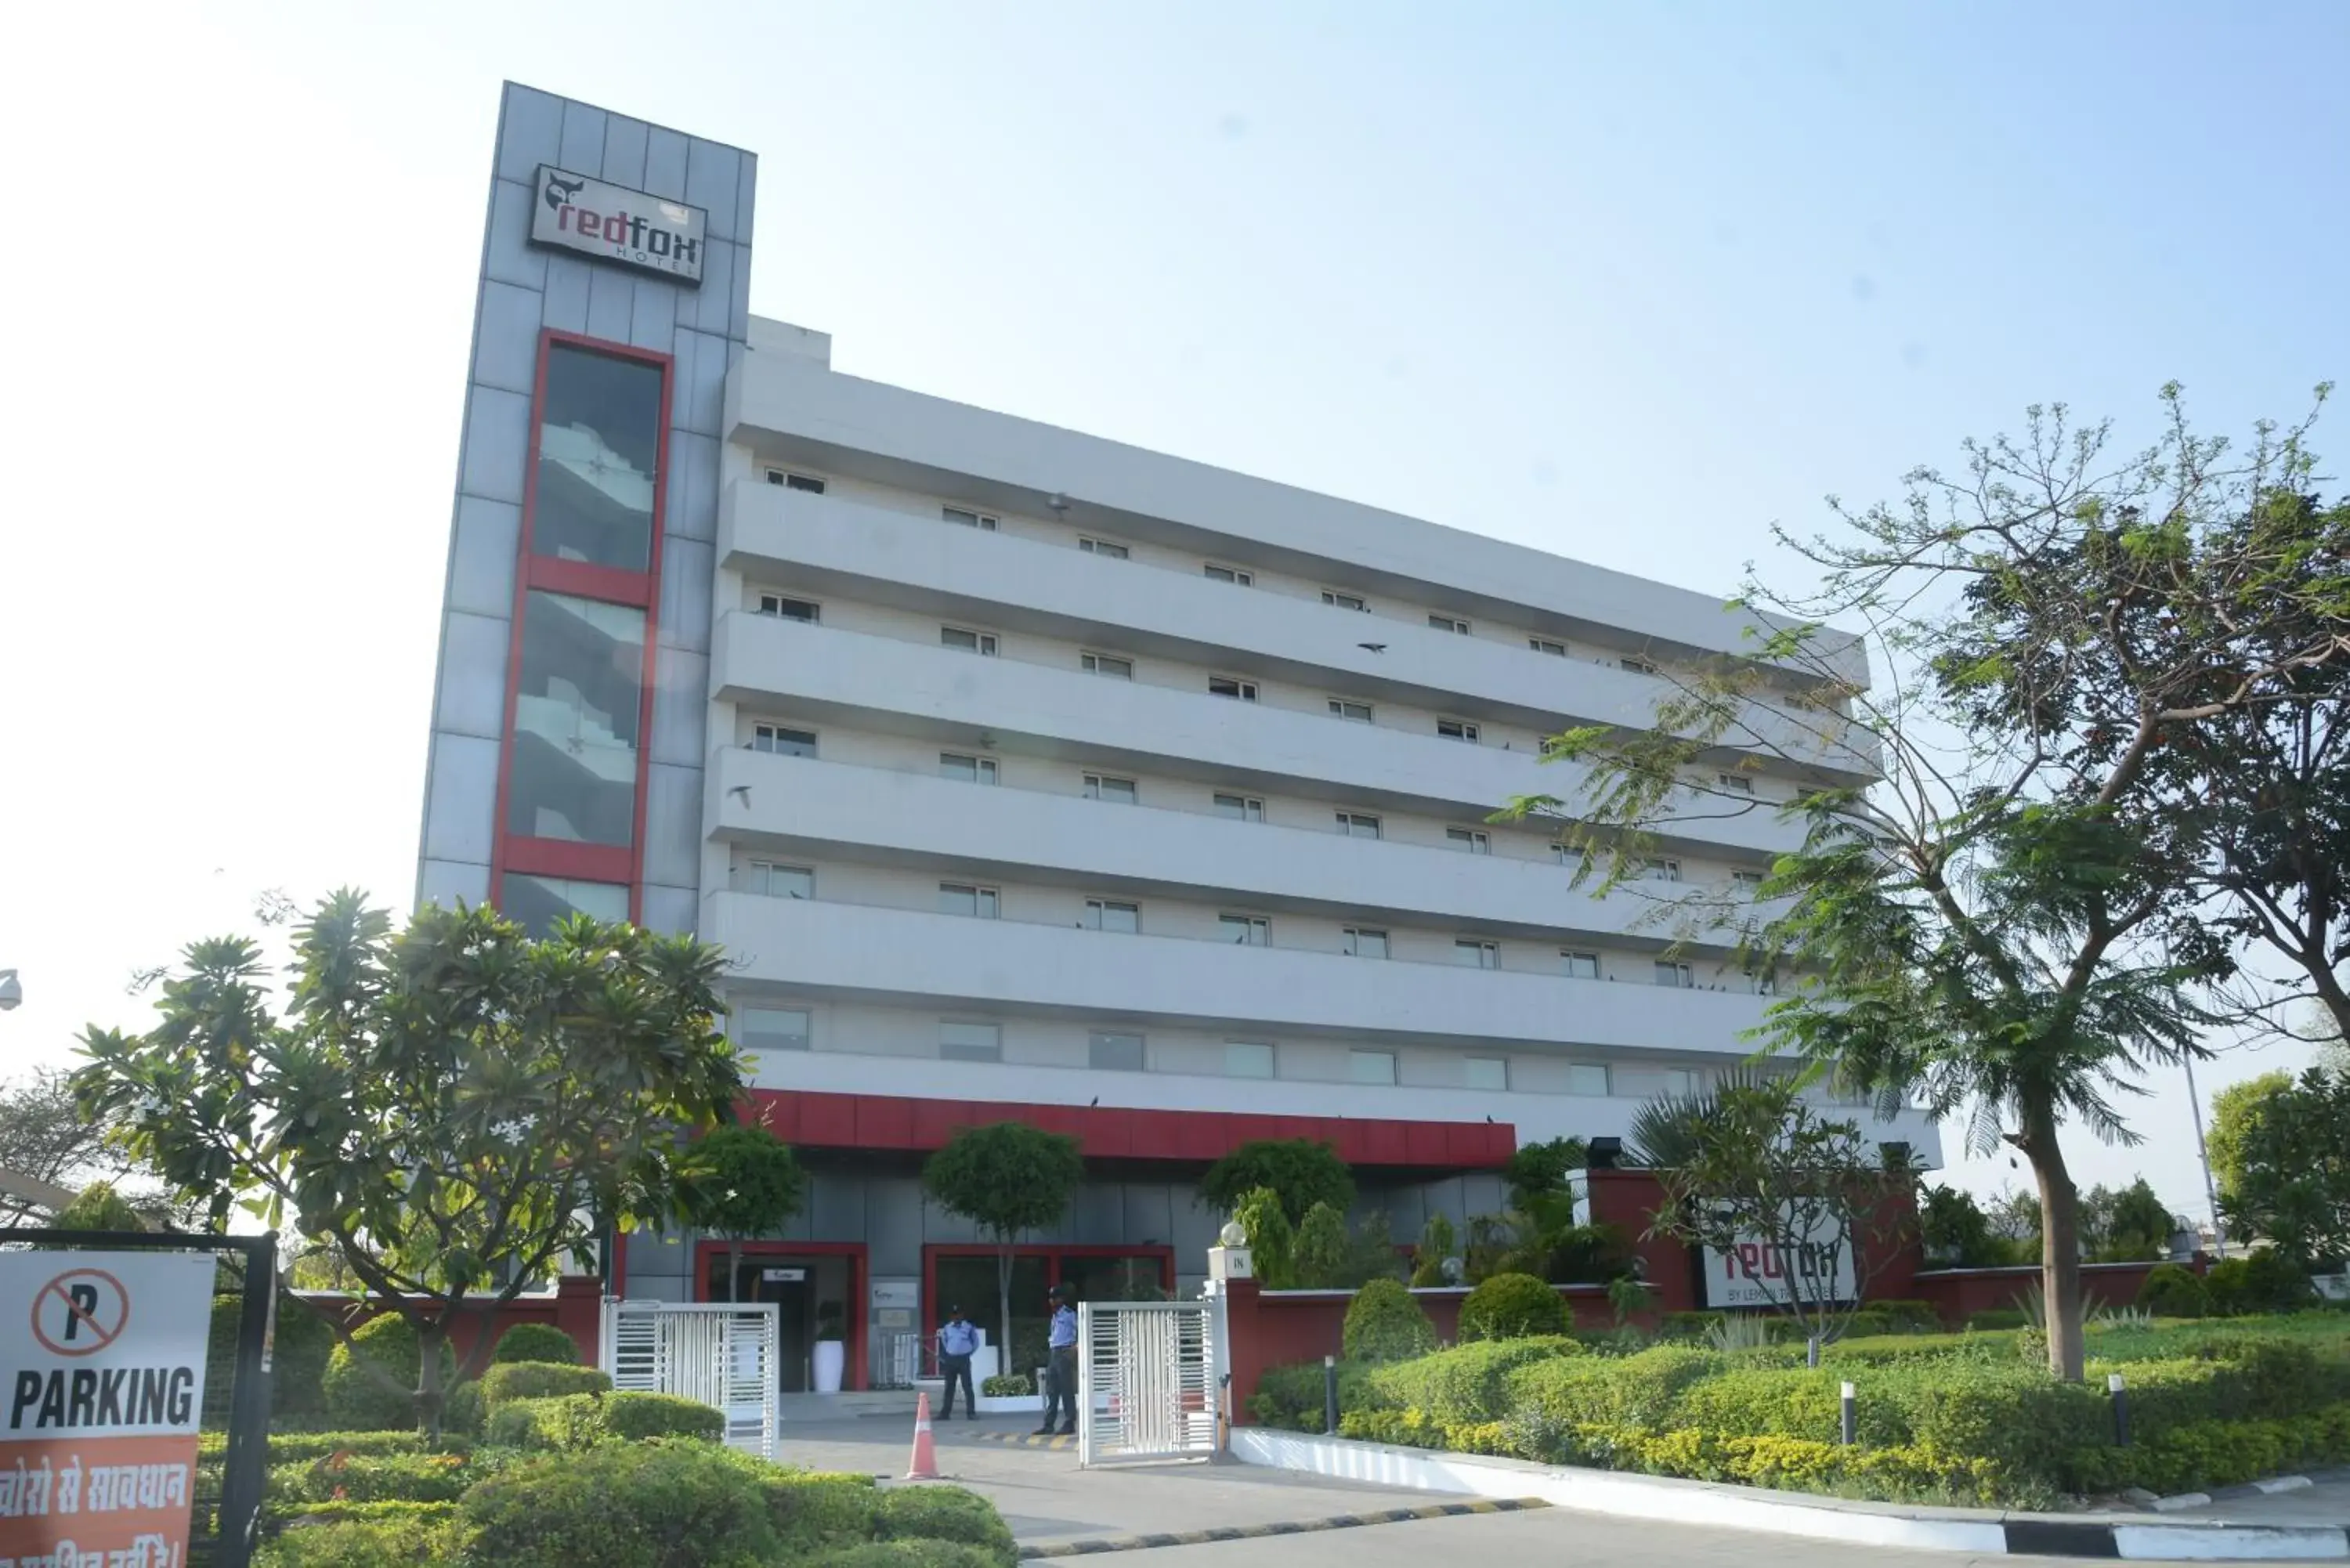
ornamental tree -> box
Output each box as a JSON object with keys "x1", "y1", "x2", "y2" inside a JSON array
[
  {"x1": 74, "y1": 890, "x2": 743, "y2": 1433},
  {"x1": 920, "y1": 1122, "x2": 1085, "y2": 1362},
  {"x1": 683, "y1": 1121, "x2": 806, "y2": 1302},
  {"x1": 2217, "y1": 1067, "x2": 2350, "y2": 1271},
  {"x1": 1198, "y1": 1140, "x2": 1354, "y2": 1225}
]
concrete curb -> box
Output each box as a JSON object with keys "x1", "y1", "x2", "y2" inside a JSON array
[
  {"x1": 1016, "y1": 1498, "x2": 1547, "y2": 1559},
  {"x1": 1231, "y1": 1429, "x2": 2350, "y2": 1561}
]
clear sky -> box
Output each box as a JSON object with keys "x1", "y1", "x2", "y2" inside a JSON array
[{"x1": 5, "y1": 2, "x2": 2344, "y2": 1223}]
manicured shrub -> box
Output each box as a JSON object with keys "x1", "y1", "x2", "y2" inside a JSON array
[
  {"x1": 1342, "y1": 1279, "x2": 1437, "y2": 1364},
  {"x1": 1457, "y1": 1272, "x2": 1569, "y2": 1342},
  {"x1": 604, "y1": 1391, "x2": 726, "y2": 1443},
  {"x1": 2138, "y1": 1263, "x2": 2208, "y2": 1318},
  {"x1": 255, "y1": 1513, "x2": 465, "y2": 1568},
  {"x1": 262, "y1": 1499, "x2": 457, "y2": 1533},
  {"x1": 1247, "y1": 1360, "x2": 1369, "y2": 1431},
  {"x1": 492, "y1": 1322, "x2": 583, "y2": 1364},
  {"x1": 818, "y1": 1545, "x2": 1007, "y2": 1568},
  {"x1": 1862, "y1": 1299, "x2": 1944, "y2": 1332},
  {"x1": 443, "y1": 1379, "x2": 484, "y2": 1437},
  {"x1": 260, "y1": 1432, "x2": 462, "y2": 1465},
  {"x1": 739, "y1": 1466, "x2": 884, "y2": 1557},
  {"x1": 2241, "y1": 1249, "x2": 2320, "y2": 1313},
  {"x1": 2203, "y1": 1257, "x2": 2253, "y2": 1317},
  {"x1": 1360, "y1": 1338, "x2": 1578, "y2": 1427},
  {"x1": 878, "y1": 1486, "x2": 1018, "y2": 1565},
  {"x1": 486, "y1": 1395, "x2": 604, "y2": 1452},
  {"x1": 1965, "y1": 1310, "x2": 2030, "y2": 1331},
  {"x1": 271, "y1": 1299, "x2": 345, "y2": 1420},
  {"x1": 269, "y1": 1451, "x2": 483, "y2": 1507},
  {"x1": 980, "y1": 1374, "x2": 1032, "y2": 1397},
  {"x1": 460, "y1": 1441, "x2": 780, "y2": 1568},
  {"x1": 321, "y1": 1316, "x2": 457, "y2": 1432},
  {"x1": 480, "y1": 1360, "x2": 612, "y2": 1407}
]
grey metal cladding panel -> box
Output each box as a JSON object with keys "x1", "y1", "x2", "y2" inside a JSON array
[
  {"x1": 472, "y1": 280, "x2": 544, "y2": 395},
  {"x1": 729, "y1": 237, "x2": 752, "y2": 343},
  {"x1": 483, "y1": 179, "x2": 547, "y2": 291},
  {"x1": 663, "y1": 432, "x2": 718, "y2": 541},
  {"x1": 643, "y1": 126, "x2": 689, "y2": 201},
  {"x1": 458, "y1": 385, "x2": 532, "y2": 505},
  {"x1": 642, "y1": 762, "x2": 703, "y2": 888},
  {"x1": 1069, "y1": 1183, "x2": 1121, "y2": 1244},
  {"x1": 585, "y1": 266, "x2": 633, "y2": 342},
  {"x1": 808, "y1": 1169, "x2": 864, "y2": 1241},
  {"x1": 685, "y1": 139, "x2": 742, "y2": 241},
  {"x1": 422, "y1": 732, "x2": 501, "y2": 865},
  {"x1": 541, "y1": 253, "x2": 591, "y2": 335},
  {"x1": 865, "y1": 1178, "x2": 924, "y2": 1277},
  {"x1": 649, "y1": 654, "x2": 709, "y2": 767},
  {"x1": 559, "y1": 99, "x2": 608, "y2": 174},
  {"x1": 921, "y1": 1198, "x2": 979, "y2": 1245},
  {"x1": 673, "y1": 328, "x2": 728, "y2": 437},
  {"x1": 448, "y1": 496, "x2": 522, "y2": 618},
  {"x1": 1122, "y1": 1186, "x2": 1174, "y2": 1248},
  {"x1": 638, "y1": 883, "x2": 696, "y2": 938},
  {"x1": 625, "y1": 1228, "x2": 693, "y2": 1275},
  {"x1": 435, "y1": 610, "x2": 515, "y2": 738},
  {"x1": 628, "y1": 277, "x2": 677, "y2": 352},
  {"x1": 1169, "y1": 1187, "x2": 1220, "y2": 1259},
  {"x1": 602, "y1": 116, "x2": 649, "y2": 189},
  {"x1": 657, "y1": 537, "x2": 714, "y2": 653},
  {"x1": 497, "y1": 85, "x2": 566, "y2": 184},
  {"x1": 418, "y1": 858, "x2": 491, "y2": 910},
  {"x1": 692, "y1": 240, "x2": 736, "y2": 337},
  {"x1": 735, "y1": 153, "x2": 757, "y2": 256}
]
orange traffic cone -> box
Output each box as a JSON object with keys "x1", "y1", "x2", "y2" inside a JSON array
[{"x1": 905, "y1": 1390, "x2": 939, "y2": 1479}]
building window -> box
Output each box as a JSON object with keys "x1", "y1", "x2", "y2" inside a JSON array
[
  {"x1": 1447, "y1": 828, "x2": 1491, "y2": 854},
  {"x1": 504, "y1": 875, "x2": 629, "y2": 937},
  {"x1": 941, "y1": 625, "x2": 1000, "y2": 656},
  {"x1": 738, "y1": 1006, "x2": 812, "y2": 1050},
  {"x1": 1748, "y1": 969, "x2": 1777, "y2": 995},
  {"x1": 507, "y1": 591, "x2": 645, "y2": 847},
  {"x1": 1321, "y1": 590, "x2": 1368, "y2": 612},
  {"x1": 1342, "y1": 927, "x2": 1389, "y2": 959},
  {"x1": 756, "y1": 593, "x2": 819, "y2": 623},
  {"x1": 1429, "y1": 614, "x2": 1470, "y2": 635},
  {"x1": 1717, "y1": 772, "x2": 1755, "y2": 794},
  {"x1": 1620, "y1": 655, "x2": 1658, "y2": 676},
  {"x1": 744, "y1": 862, "x2": 814, "y2": 900},
  {"x1": 1081, "y1": 652, "x2": 1133, "y2": 679},
  {"x1": 1209, "y1": 675, "x2": 1258, "y2": 702},
  {"x1": 1643, "y1": 858, "x2": 1682, "y2": 882},
  {"x1": 939, "y1": 883, "x2": 1000, "y2": 919},
  {"x1": 750, "y1": 723, "x2": 818, "y2": 757},
  {"x1": 1565, "y1": 1063, "x2": 1609, "y2": 1097},
  {"x1": 1654, "y1": 960, "x2": 1694, "y2": 988},
  {"x1": 942, "y1": 506, "x2": 998, "y2": 530},
  {"x1": 1334, "y1": 811, "x2": 1382, "y2": 839},
  {"x1": 1348, "y1": 1049, "x2": 1397, "y2": 1086},
  {"x1": 1662, "y1": 1068, "x2": 1700, "y2": 1096},
  {"x1": 766, "y1": 469, "x2": 826, "y2": 493},
  {"x1": 1437, "y1": 718, "x2": 1480, "y2": 743},
  {"x1": 1089, "y1": 1031, "x2": 1146, "y2": 1071},
  {"x1": 1204, "y1": 563, "x2": 1252, "y2": 585},
  {"x1": 1732, "y1": 869, "x2": 1766, "y2": 886},
  {"x1": 1219, "y1": 914, "x2": 1270, "y2": 946},
  {"x1": 534, "y1": 344, "x2": 664, "y2": 572},
  {"x1": 1455, "y1": 939, "x2": 1500, "y2": 970},
  {"x1": 1083, "y1": 773, "x2": 1137, "y2": 804},
  {"x1": 1553, "y1": 844, "x2": 1583, "y2": 868},
  {"x1": 1328, "y1": 699, "x2": 1374, "y2": 723},
  {"x1": 940, "y1": 752, "x2": 999, "y2": 785},
  {"x1": 1529, "y1": 637, "x2": 1567, "y2": 656},
  {"x1": 1213, "y1": 793, "x2": 1265, "y2": 822},
  {"x1": 1084, "y1": 899, "x2": 1141, "y2": 934},
  {"x1": 1465, "y1": 1057, "x2": 1509, "y2": 1091},
  {"x1": 1224, "y1": 1042, "x2": 1276, "y2": 1079},
  {"x1": 1078, "y1": 537, "x2": 1129, "y2": 559},
  {"x1": 1561, "y1": 949, "x2": 1600, "y2": 979},
  {"x1": 940, "y1": 1021, "x2": 1001, "y2": 1062}
]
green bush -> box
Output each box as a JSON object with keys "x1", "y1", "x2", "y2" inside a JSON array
[
  {"x1": 2138, "y1": 1264, "x2": 2208, "y2": 1317},
  {"x1": 1343, "y1": 1280, "x2": 1437, "y2": 1363},
  {"x1": 817, "y1": 1544, "x2": 1007, "y2": 1568},
  {"x1": 269, "y1": 1451, "x2": 487, "y2": 1507},
  {"x1": 1862, "y1": 1299, "x2": 1945, "y2": 1332},
  {"x1": 979, "y1": 1374, "x2": 1031, "y2": 1397},
  {"x1": 739, "y1": 1465, "x2": 883, "y2": 1557},
  {"x1": 2203, "y1": 1258, "x2": 2252, "y2": 1317},
  {"x1": 1965, "y1": 1310, "x2": 2030, "y2": 1331},
  {"x1": 255, "y1": 1512, "x2": 465, "y2": 1568},
  {"x1": 258, "y1": 1432, "x2": 465, "y2": 1465},
  {"x1": 1361, "y1": 1338, "x2": 1578, "y2": 1426},
  {"x1": 443, "y1": 1379, "x2": 484, "y2": 1437},
  {"x1": 878, "y1": 1486, "x2": 1018, "y2": 1565},
  {"x1": 605, "y1": 1392, "x2": 726, "y2": 1443},
  {"x1": 460, "y1": 1441, "x2": 779, "y2": 1568},
  {"x1": 486, "y1": 1395, "x2": 606, "y2": 1452},
  {"x1": 1247, "y1": 1360, "x2": 1368, "y2": 1431},
  {"x1": 2242, "y1": 1250, "x2": 2320, "y2": 1313},
  {"x1": 492, "y1": 1323, "x2": 583, "y2": 1364},
  {"x1": 272, "y1": 1299, "x2": 345, "y2": 1420},
  {"x1": 1457, "y1": 1273, "x2": 1569, "y2": 1342},
  {"x1": 480, "y1": 1361, "x2": 613, "y2": 1407},
  {"x1": 262, "y1": 1499, "x2": 457, "y2": 1533},
  {"x1": 321, "y1": 1316, "x2": 457, "y2": 1432}
]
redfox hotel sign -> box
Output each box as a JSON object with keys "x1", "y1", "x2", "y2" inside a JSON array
[{"x1": 530, "y1": 166, "x2": 707, "y2": 285}]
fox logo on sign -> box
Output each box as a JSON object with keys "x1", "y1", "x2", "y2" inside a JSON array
[{"x1": 32, "y1": 1267, "x2": 130, "y2": 1357}]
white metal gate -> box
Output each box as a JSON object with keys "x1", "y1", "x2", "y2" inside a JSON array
[
  {"x1": 599, "y1": 1299, "x2": 780, "y2": 1458},
  {"x1": 1075, "y1": 1301, "x2": 1217, "y2": 1466}
]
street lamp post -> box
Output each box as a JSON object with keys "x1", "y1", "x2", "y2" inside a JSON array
[{"x1": 2182, "y1": 1053, "x2": 2227, "y2": 1260}]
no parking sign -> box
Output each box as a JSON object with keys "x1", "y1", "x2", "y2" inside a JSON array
[{"x1": 0, "y1": 1252, "x2": 214, "y2": 1568}]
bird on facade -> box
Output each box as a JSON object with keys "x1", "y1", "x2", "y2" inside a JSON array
[
  {"x1": 727, "y1": 786, "x2": 752, "y2": 806},
  {"x1": 1358, "y1": 642, "x2": 1386, "y2": 654}
]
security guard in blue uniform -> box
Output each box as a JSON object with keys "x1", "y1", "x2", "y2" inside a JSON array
[{"x1": 1036, "y1": 1282, "x2": 1080, "y2": 1436}]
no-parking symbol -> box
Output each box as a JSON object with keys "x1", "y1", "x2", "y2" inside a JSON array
[{"x1": 31, "y1": 1266, "x2": 131, "y2": 1357}]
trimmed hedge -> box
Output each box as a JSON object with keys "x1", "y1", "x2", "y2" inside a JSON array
[
  {"x1": 487, "y1": 1391, "x2": 725, "y2": 1451},
  {"x1": 492, "y1": 1322, "x2": 582, "y2": 1364},
  {"x1": 1458, "y1": 1273, "x2": 1569, "y2": 1342},
  {"x1": 480, "y1": 1360, "x2": 613, "y2": 1407},
  {"x1": 2138, "y1": 1264, "x2": 2207, "y2": 1318},
  {"x1": 878, "y1": 1486, "x2": 1018, "y2": 1564},
  {"x1": 1361, "y1": 1337, "x2": 1578, "y2": 1427},
  {"x1": 256, "y1": 1512, "x2": 464, "y2": 1568},
  {"x1": 268, "y1": 1451, "x2": 486, "y2": 1507},
  {"x1": 1343, "y1": 1280, "x2": 1437, "y2": 1364},
  {"x1": 460, "y1": 1440, "x2": 779, "y2": 1568},
  {"x1": 321, "y1": 1316, "x2": 457, "y2": 1432},
  {"x1": 605, "y1": 1392, "x2": 728, "y2": 1443}
]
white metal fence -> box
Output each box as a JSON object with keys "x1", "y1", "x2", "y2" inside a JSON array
[
  {"x1": 1075, "y1": 1301, "x2": 1217, "y2": 1466},
  {"x1": 599, "y1": 1299, "x2": 780, "y2": 1458}
]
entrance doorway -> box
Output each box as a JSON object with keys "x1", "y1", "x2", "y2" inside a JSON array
[{"x1": 700, "y1": 1247, "x2": 861, "y2": 1392}]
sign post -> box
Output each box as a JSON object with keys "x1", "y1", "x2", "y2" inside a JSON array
[{"x1": 0, "y1": 1250, "x2": 217, "y2": 1567}]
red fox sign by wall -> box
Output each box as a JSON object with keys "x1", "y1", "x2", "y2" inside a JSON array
[
  {"x1": 1702, "y1": 1229, "x2": 1858, "y2": 1310},
  {"x1": 530, "y1": 166, "x2": 707, "y2": 285}
]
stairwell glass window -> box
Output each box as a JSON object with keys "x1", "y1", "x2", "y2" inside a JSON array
[
  {"x1": 1205, "y1": 563, "x2": 1253, "y2": 585},
  {"x1": 1465, "y1": 1057, "x2": 1509, "y2": 1091},
  {"x1": 743, "y1": 862, "x2": 814, "y2": 900},
  {"x1": 942, "y1": 506, "x2": 998, "y2": 531},
  {"x1": 1455, "y1": 939, "x2": 1501, "y2": 970},
  {"x1": 1083, "y1": 774, "x2": 1137, "y2": 804},
  {"x1": 1620, "y1": 655, "x2": 1659, "y2": 675},
  {"x1": 1321, "y1": 591, "x2": 1368, "y2": 612},
  {"x1": 533, "y1": 344, "x2": 664, "y2": 571},
  {"x1": 1447, "y1": 828, "x2": 1490, "y2": 854},
  {"x1": 1328, "y1": 699, "x2": 1374, "y2": 723},
  {"x1": 1349, "y1": 1050, "x2": 1397, "y2": 1086},
  {"x1": 939, "y1": 752, "x2": 998, "y2": 785},
  {"x1": 756, "y1": 593, "x2": 819, "y2": 623},
  {"x1": 1219, "y1": 915, "x2": 1271, "y2": 947},
  {"x1": 1214, "y1": 793, "x2": 1265, "y2": 823},
  {"x1": 1085, "y1": 899, "x2": 1141, "y2": 934},
  {"x1": 939, "y1": 883, "x2": 999, "y2": 919},
  {"x1": 1081, "y1": 652, "x2": 1133, "y2": 679},
  {"x1": 939, "y1": 1021, "x2": 1002, "y2": 1063},
  {"x1": 1530, "y1": 638, "x2": 1567, "y2": 656},
  {"x1": 507, "y1": 591, "x2": 646, "y2": 847},
  {"x1": 942, "y1": 626, "x2": 998, "y2": 656},
  {"x1": 1343, "y1": 927, "x2": 1389, "y2": 959},
  {"x1": 1437, "y1": 718, "x2": 1480, "y2": 743},
  {"x1": 1562, "y1": 950, "x2": 1600, "y2": 979},
  {"x1": 1430, "y1": 615, "x2": 1471, "y2": 634},
  {"x1": 1209, "y1": 676, "x2": 1258, "y2": 702},
  {"x1": 1732, "y1": 869, "x2": 1766, "y2": 887},
  {"x1": 750, "y1": 723, "x2": 818, "y2": 758},
  {"x1": 1079, "y1": 537, "x2": 1129, "y2": 558},
  {"x1": 1654, "y1": 960, "x2": 1694, "y2": 988},
  {"x1": 738, "y1": 1007, "x2": 811, "y2": 1051},
  {"x1": 1090, "y1": 1031, "x2": 1146, "y2": 1071},
  {"x1": 1335, "y1": 812, "x2": 1381, "y2": 839},
  {"x1": 1224, "y1": 1042, "x2": 1276, "y2": 1079}
]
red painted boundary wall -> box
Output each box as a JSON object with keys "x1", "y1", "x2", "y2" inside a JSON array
[
  {"x1": 290, "y1": 1276, "x2": 605, "y2": 1370},
  {"x1": 1910, "y1": 1260, "x2": 2180, "y2": 1321}
]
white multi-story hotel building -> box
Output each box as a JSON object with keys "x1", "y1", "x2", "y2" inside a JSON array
[{"x1": 416, "y1": 85, "x2": 1940, "y2": 1390}]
